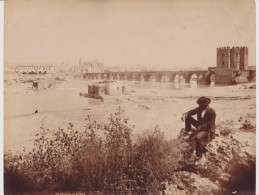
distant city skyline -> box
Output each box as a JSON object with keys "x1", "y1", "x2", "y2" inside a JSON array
[{"x1": 4, "y1": 0, "x2": 256, "y2": 68}]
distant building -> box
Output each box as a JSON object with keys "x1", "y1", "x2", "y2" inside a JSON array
[
  {"x1": 70, "y1": 58, "x2": 104, "y2": 74},
  {"x1": 217, "y1": 46, "x2": 248, "y2": 70},
  {"x1": 4, "y1": 66, "x2": 16, "y2": 73},
  {"x1": 15, "y1": 65, "x2": 58, "y2": 74}
]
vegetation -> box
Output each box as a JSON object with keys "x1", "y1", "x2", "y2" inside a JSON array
[{"x1": 4, "y1": 108, "x2": 184, "y2": 194}]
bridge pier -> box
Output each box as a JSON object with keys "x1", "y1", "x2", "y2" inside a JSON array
[
  {"x1": 179, "y1": 75, "x2": 186, "y2": 89},
  {"x1": 190, "y1": 74, "x2": 197, "y2": 88},
  {"x1": 174, "y1": 75, "x2": 179, "y2": 89},
  {"x1": 102, "y1": 74, "x2": 106, "y2": 80},
  {"x1": 114, "y1": 73, "x2": 119, "y2": 81},
  {"x1": 123, "y1": 75, "x2": 127, "y2": 82},
  {"x1": 108, "y1": 74, "x2": 114, "y2": 80},
  {"x1": 163, "y1": 75, "x2": 170, "y2": 83},
  {"x1": 132, "y1": 75, "x2": 136, "y2": 81},
  {"x1": 210, "y1": 74, "x2": 215, "y2": 87},
  {"x1": 140, "y1": 74, "x2": 144, "y2": 82},
  {"x1": 149, "y1": 75, "x2": 156, "y2": 82}
]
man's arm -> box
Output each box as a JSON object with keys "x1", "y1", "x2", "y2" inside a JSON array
[{"x1": 181, "y1": 107, "x2": 200, "y2": 122}]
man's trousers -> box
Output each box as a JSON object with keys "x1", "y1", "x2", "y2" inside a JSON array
[{"x1": 185, "y1": 116, "x2": 209, "y2": 157}]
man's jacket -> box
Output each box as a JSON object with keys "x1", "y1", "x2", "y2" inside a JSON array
[{"x1": 187, "y1": 106, "x2": 216, "y2": 138}]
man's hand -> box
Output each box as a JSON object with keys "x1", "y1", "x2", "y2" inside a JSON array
[
  {"x1": 196, "y1": 126, "x2": 203, "y2": 132},
  {"x1": 181, "y1": 113, "x2": 188, "y2": 122}
]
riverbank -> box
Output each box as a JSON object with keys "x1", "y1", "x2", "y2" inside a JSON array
[{"x1": 4, "y1": 80, "x2": 256, "y2": 153}]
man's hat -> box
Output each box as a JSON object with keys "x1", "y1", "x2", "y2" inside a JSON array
[{"x1": 196, "y1": 96, "x2": 211, "y2": 105}]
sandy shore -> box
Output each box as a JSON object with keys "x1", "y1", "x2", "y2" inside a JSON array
[{"x1": 4, "y1": 80, "x2": 256, "y2": 153}]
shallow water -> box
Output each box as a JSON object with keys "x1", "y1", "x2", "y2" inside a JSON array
[{"x1": 128, "y1": 81, "x2": 209, "y2": 89}]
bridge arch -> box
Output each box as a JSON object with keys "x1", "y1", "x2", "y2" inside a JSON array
[
  {"x1": 84, "y1": 74, "x2": 89, "y2": 80},
  {"x1": 179, "y1": 75, "x2": 186, "y2": 88},
  {"x1": 114, "y1": 73, "x2": 119, "y2": 80},
  {"x1": 135, "y1": 73, "x2": 140, "y2": 81},
  {"x1": 136, "y1": 73, "x2": 144, "y2": 81},
  {"x1": 205, "y1": 73, "x2": 214, "y2": 85},
  {"x1": 179, "y1": 74, "x2": 186, "y2": 80},
  {"x1": 197, "y1": 73, "x2": 207, "y2": 85},
  {"x1": 149, "y1": 74, "x2": 156, "y2": 82},
  {"x1": 156, "y1": 73, "x2": 163, "y2": 82},
  {"x1": 197, "y1": 73, "x2": 204, "y2": 80},
  {"x1": 144, "y1": 74, "x2": 150, "y2": 82},
  {"x1": 186, "y1": 73, "x2": 198, "y2": 83},
  {"x1": 101, "y1": 73, "x2": 107, "y2": 80},
  {"x1": 108, "y1": 73, "x2": 114, "y2": 80},
  {"x1": 140, "y1": 73, "x2": 145, "y2": 82},
  {"x1": 127, "y1": 73, "x2": 134, "y2": 81},
  {"x1": 119, "y1": 73, "x2": 126, "y2": 80},
  {"x1": 96, "y1": 74, "x2": 101, "y2": 80},
  {"x1": 169, "y1": 74, "x2": 176, "y2": 82},
  {"x1": 184, "y1": 72, "x2": 191, "y2": 81},
  {"x1": 162, "y1": 74, "x2": 171, "y2": 82},
  {"x1": 173, "y1": 74, "x2": 179, "y2": 82}
]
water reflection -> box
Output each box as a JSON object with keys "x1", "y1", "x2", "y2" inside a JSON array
[{"x1": 126, "y1": 81, "x2": 209, "y2": 89}]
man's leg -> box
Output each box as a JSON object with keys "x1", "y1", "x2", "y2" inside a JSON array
[
  {"x1": 185, "y1": 116, "x2": 199, "y2": 131},
  {"x1": 185, "y1": 116, "x2": 199, "y2": 153},
  {"x1": 196, "y1": 131, "x2": 209, "y2": 157}
]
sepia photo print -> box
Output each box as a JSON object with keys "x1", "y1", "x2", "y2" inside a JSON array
[{"x1": 3, "y1": 0, "x2": 256, "y2": 194}]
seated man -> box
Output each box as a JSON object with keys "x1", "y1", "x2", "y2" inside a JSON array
[{"x1": 181, "y1": 96, "x2": 216, "y2": 158}]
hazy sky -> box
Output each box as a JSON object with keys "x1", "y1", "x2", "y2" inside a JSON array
[{"x1": 4, "y1": 0, "x2": 256, "y2": 68}]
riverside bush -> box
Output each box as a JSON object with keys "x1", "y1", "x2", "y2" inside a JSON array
[{"x1": 4, "y1": 107, "x2": 181, "y2": 194}]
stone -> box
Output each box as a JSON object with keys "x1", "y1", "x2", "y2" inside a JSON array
[
  {"x1": 181, "y1": 178, "x2": 190, "y2": 184},
  {"x1": 177, "y1": 184, "x2": 185, "y2": 190},
  {"x1": 219, "y1": 173, "x2": 231, "y2": 183}
]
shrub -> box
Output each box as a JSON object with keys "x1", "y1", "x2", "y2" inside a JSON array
[
  {"x1": 132, "y1": 128, "x2": 173, "y2": 193},
  {"x1": 4, "y1": 107, "x2": 180, "y2": 194}
]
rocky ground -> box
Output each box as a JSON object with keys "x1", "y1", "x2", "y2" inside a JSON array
[
  {"x1": 162, "y1": 123, "x2": 256, "y2": 194},
  {"x1": 4, "y1": 78, "x2": 256, "y2": 194}
]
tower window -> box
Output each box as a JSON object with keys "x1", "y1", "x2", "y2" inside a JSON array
[{"x1": 223, "y1": 61, "x2": 224, "y2": 65}]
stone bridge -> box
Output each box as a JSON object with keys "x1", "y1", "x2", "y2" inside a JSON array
[{"x1": 82, "y1": 70, "x2": 215, "y2": 85}]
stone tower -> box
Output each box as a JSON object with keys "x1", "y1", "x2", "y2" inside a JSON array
[
  {"x1": 217, "y1": 46, "x2": 248, "y2": 70},
  {"x1": 230, "y1": 47, "x2": 240, "y2": 70},
  {"x1": 217, "y1": 47, "x2": 230, "y2": 68},
  {"x1": 239, "y1": 47, "x2": 248, "y2": 70}
]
